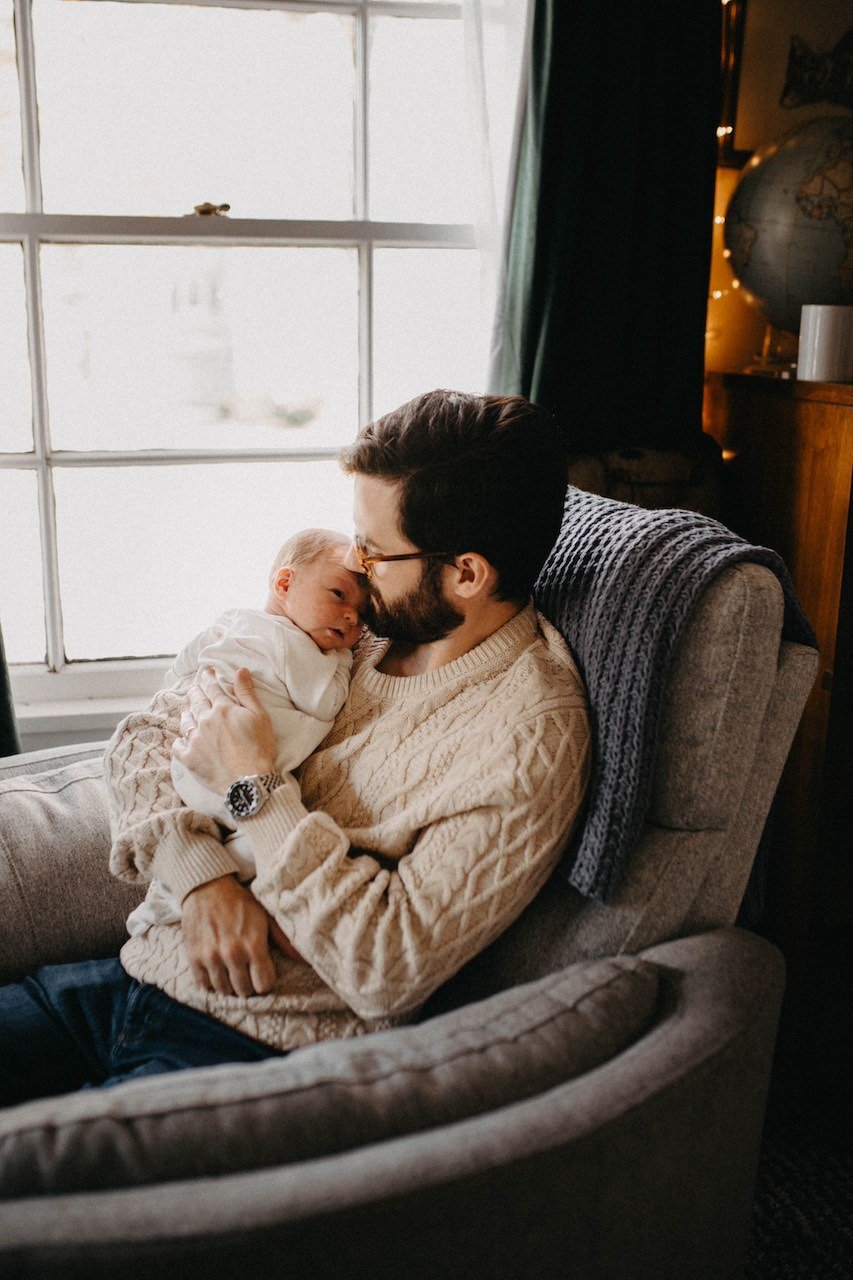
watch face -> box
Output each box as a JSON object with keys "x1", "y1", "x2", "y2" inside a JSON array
[{"x1": 226, "y1": 778, "x2": 261, "y2": 819}]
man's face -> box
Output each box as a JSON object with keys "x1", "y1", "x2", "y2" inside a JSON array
[
  {"x1": 348, "y1": 475, "x2": 463, "y2": 646},
  {"x1": 364, "y1": 558, "x2": 464, "y2": 646}
]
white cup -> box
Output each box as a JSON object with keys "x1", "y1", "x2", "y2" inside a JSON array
[{"x1": 797, "y1": 305, "x2": 853, "y2": 382}]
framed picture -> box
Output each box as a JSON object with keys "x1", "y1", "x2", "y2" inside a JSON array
[{"x1": 719, "y1": 0, "x2": 853, "y2": 168}]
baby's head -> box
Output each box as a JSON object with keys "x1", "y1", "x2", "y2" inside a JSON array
[{"x1": 267, "y1": 529, "x2": 367, "y2": 652}]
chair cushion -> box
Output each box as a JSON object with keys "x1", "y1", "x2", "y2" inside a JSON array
[
  {"x1": 0, "y1": 759, "x2": 141, "y2": 983},
  {"x1": 0, "y1": 953, "x2": 659, "y2": 1197}
]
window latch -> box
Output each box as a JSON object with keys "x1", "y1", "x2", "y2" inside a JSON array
[{"x1": 188, "y1": 202, "x2": 231, "y2": 217}]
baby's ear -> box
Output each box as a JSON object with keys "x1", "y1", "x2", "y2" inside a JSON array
[{"x1": 273, "y1": 566, "x2": 292, "y2": 599}]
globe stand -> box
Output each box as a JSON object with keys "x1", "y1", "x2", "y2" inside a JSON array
[{"x1": 743, "y1": 323, "x2": 798, "y2": 379}]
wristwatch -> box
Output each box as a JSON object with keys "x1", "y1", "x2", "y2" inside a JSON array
[{"x1": 224, "y1": 772, "x2": 285, "y2": 820}]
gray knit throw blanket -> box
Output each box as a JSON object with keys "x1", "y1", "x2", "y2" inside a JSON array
[{"x1": 534, "y1": 487, "x2": 817, "y2": 903}]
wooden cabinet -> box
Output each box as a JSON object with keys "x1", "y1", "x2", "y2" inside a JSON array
[{"x1": 704, "y1": 374, "x2": 852, "y2": 1021}]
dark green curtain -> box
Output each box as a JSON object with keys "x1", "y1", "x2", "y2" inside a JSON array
[
  {"x1": 0, "y1": 622, "x2": 21, "y2": 757},
  {"x1": 498, "y1": 0, "x2": 721, "y2": 453}
]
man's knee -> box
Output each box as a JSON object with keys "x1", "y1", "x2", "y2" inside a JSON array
[{"x1": 0, "y1": 957, "x2": 131, "y2": 1106}]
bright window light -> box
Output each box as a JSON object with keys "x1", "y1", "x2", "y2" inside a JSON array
[
  {"x1": 41, "y1": 244, "x2": 360, "y2": 452},
  {"x1": 0, "y1": 0, "x2": 488, "y2": 702},
  {"x1": 55, "y1": 461, "x2": 355, "y2": 659},
  {"x1": 33, "y1": 2, "x2": 356, "y2": 219}
]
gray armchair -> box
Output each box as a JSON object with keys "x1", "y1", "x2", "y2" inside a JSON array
[{"x1": 0, "y1": 494, "x2": 818, "y2": 1279}]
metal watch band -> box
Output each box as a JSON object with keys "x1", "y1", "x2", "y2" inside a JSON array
[
  {"x1": 224, "y1": 771, "x2": 285, "y2": 820},
  {"x1": 255, "y1": 771, "x2": 285, "y2": 796}
]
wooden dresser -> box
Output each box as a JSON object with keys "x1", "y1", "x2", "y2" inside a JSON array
[{"x1": 704, "y1": 373, "x2": 852, "y2": 1025}]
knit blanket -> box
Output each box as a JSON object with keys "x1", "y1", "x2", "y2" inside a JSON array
[{"x1": 534, "y1": 487, "x2": 817, "y2": 902}]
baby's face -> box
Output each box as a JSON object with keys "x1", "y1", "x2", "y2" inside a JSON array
[{"x1": 275, "y1": 549, "x2": 367, "y2": 651}]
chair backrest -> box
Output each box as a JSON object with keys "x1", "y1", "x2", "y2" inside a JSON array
[{"x1": 425, "y1": 560, "x2": 817, "y2": 1013}]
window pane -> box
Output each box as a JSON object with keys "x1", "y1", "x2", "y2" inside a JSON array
[
  {"x1": 373, "y1": 248, "x2": 487, "y2": 417},
  {"x1": 369, "y1": 17, "x2": 476, "y2": 223},
  {"x1": 0, "y1": 244, "x2": 32, "y2": 451},
  {"x1": 41, "y1": 245, "x2": 359, "y2": 452},
  {"x1": 0, "y1": 469, "x2": 45, "y2": 663},
  {"x1": 33, "y1": 1, "x2": 355, "y2": 218},
  {"x1": 0, "y1": 4, "x2": 24, "y2": 211},
  {"x1": 55, "y1": 462, "x2": 355, "y2": 659}
]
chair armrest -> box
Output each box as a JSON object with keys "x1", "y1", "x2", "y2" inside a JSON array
[
  {"x1": 0, "y1": 749, "x2": 142, "y2": 982},
  {"x1": 0, "y1": 929, "x2": 784, "y2": 1280},
  {"x1": 0, "y1": 741, "x2": 107, "y2": 782}
]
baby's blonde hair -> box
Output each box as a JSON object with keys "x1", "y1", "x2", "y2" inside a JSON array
[{"x1": 268, "y1": 528, "x2": 351, "y2": 588}]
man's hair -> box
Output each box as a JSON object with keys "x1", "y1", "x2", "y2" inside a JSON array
[
  {"x1": 268, "y1": 528, "x2": 349, "y2": 588},
  {"x1": 339, "y1": 390, "x2": 569, "y2": 602}
]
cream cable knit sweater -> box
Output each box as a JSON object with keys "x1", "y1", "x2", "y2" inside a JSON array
[{"x1": 105, "y1": 604, "x2": 591, "y2": 1050}]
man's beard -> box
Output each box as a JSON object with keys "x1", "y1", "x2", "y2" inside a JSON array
[{"x1": 363, "y1": 558, "x2": 463, "y2": 646}]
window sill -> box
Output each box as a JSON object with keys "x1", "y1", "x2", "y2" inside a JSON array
[
  {"x1": 11, "y1": 660, "x2": 169, "y2": 754},
  {"x1": 16, "y1": 696, "x2": 152, "y2": 754}
]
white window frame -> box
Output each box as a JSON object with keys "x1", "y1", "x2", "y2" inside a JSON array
[{"x1": 2, "y1": 0, "x2": 473, "y2": 738}]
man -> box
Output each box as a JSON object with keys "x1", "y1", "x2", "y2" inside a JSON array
[{"x1": 0, "y1": 390, "x2": 591, "y2": 1104}]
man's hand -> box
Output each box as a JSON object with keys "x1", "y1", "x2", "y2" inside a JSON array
[
  {"x1": 268, "y1": 917, "x2": 307, "y2": 965},
  {"x1": 172, "y1": 667, "x2": 278, "y2": 795},
  {"x1": 182, "y1": 875, "x2": 278, "y2": 997}
]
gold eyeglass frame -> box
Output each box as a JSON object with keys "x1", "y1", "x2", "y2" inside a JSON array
[{"x1": 352, "y1": 537, "x2": 452, "y2": 580}]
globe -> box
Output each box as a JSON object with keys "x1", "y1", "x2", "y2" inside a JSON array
[{"x1": 724, "y1": 115, "x2": 853, "y2": 334}]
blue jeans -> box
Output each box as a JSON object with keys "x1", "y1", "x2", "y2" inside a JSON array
[{"x1": 0, "y1": 957, "x2": 283, "y2": 1107}]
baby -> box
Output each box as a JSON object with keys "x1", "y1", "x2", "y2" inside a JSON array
[{"x1": 126, "y1": 527, "x2": 367, "y2": 937}]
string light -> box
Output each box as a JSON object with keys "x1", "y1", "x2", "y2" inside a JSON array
[{"x1": 710, "y1": 0, "x2": 743, "y2": 353}]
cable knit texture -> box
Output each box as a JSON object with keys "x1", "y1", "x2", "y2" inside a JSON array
[
  {"x1": 534, "y1": 487, "x2": 817, "y2": 902},
  {"x1": 105, "y1": 605, "x2": 590, "y2": 1050}
]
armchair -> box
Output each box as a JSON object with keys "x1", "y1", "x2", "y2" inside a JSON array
[{"x1": 0, "y1": 492, "x2": 817, "y2": 1278}]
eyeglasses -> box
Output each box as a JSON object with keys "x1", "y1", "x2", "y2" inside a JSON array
[{"x1": 352, "y1": 536, "x2": 451, "y2": 580}]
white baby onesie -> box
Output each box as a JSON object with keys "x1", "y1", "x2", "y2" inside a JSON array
[{"x1": 126, "y1": 608, "x2": 352, "y2": 937}]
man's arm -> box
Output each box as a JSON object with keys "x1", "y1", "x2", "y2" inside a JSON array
[
  {"x1": 104, "y1": 681, "x2": 244, "y2": 900},
  {"x1": 106, "y1": 680, "x2": 288, "y2": 998},
  {"x1": 172, "y1": 667, "x2": 589, "y2": 1015},
  {"x1": 247, "y1": 711, "x2": 590, "y2": 1019}
]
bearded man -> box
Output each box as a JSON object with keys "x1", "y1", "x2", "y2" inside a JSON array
[{"x1": 0, "y1": 390, "x2": 590, "y2": 1102}]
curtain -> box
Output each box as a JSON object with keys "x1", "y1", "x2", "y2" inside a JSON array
[
  {"x1": 0, "y1": 622, "x2": 21, "y2": 757},
  {"x1": 494, "y1": 0, "x2": 721, "y2": 454},
  {"x1": 462, "y1": 0, "x2": 533, "y2": 384}
]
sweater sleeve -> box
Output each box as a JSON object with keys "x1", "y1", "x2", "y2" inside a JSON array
[
  {"x1": 104, "y1": 682, "x2": 243, "y2": 902},
  {"x1": 245, "y1": 706, "x2": 590, "y2": 1019}
]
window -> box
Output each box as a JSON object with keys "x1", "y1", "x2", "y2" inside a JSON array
[{"x1": 0, "y1": 0, "x2": 488, "y2": 719}]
